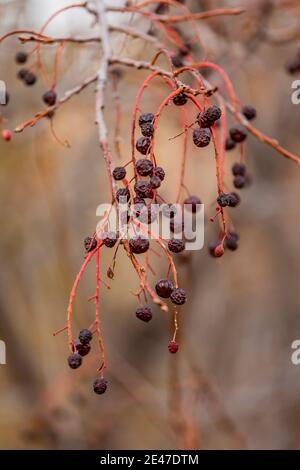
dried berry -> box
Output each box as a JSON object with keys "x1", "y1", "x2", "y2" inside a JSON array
[
  {"x1": 75, "y1": 341, "x2": 91, "y2": 357},
  {"x1": 229, "y1": 124, "x2": 247, "y2": 143},
  {"x1": 227, "y1": 192, "x2": 240, "y2": 207},
  {"x1": 173, "y1": 92, "x2": 188, "y2": 106},
  {"x1": 197, "y1": 105, "x2": 222, "y2": 128},
  {"x1": 184, "y1": 195, "x2": 201, "y2": 213},
  {"x1": 155, "y1": 279, "x2": 173, "y2": 298},
  {"x1": 139, "y1": 112, "x2": 154, "y2": 127},
  {"x1": 168, "y1": 341, "x2": 179, "y2": 354},
  {"x1": 217, "y1": 192, "x2": 231, "y2": 207},
  {"x1": 15, "y1": 51, "x2": 28, "y2": 64},
  {"x1": 68, "y1": 353, "x2": 82, "y2": 370},
  {"x1": 136, "y1": 136, "x2": 151, "y2": 155},
  {"x1": 24, "y1": 71, "x2": 37, "y2": 86},
  {"x1": 170, "y1": 287, "x2": 186, "y2": 305},
  {"x1": 192, "y1": 127, "x2": 211, "y2": 147},
  {"x1": 129, "y1": 236, "x2": 150, "y2": 254},
  {"x1": 42, "y1": 90, "x2": 57, "y2": 106},
  {"x1": 232, "y1": 162, "x2": 246, "y2": 176},
  {"x1": 113, "y1": 166, "x2": 126, "y2": 181},
  {"x1": 136, "y1": 305, "x2": 152, "y2": 322},
  {"x1": 84, "y1": 236, "x2": 97, "y2": 252},
  {"x1": 153, "y1": 166, "x2": 165, "y2": 181},
  {"x1": 168, "y1": 239, "x2": 185, "y2": 253},
  {"x1": 225, "y1": 137, "x2": 236, "y2": 151},
  {"x1": 134, "y1": 180, "x2": 154, "y2": 199},
  {"x1": 79, "y1": 329, "x2": 93, "y2": 345},
  {"x1": 141, "y1": 122, "x2": 154, "y2": 137},
  {"x1": 136, "y1": 159, "x2": 154, "y2": 176},
  {"x1": 242, "y1": 105, "x2": 256, "y2": 121},
  {"x1": 102, "y1": 231, "x2": 117, "y2": 248},
  {"x1": 149, "y1": 175, "x2": 161, "y2": 189},
  {"x1": 116, "y1": 188, "x2": 130, "y2": 202},
  {"x1": 93, "y1": 377, "x2": 108, "y2": 395},
  {"x1": 233, "y1": 175, "x2": 246, "y2": 189}
]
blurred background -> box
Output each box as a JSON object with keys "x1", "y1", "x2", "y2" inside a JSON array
[{"x1": 0, "y1": 0, "x2": 300, "y2": 450}]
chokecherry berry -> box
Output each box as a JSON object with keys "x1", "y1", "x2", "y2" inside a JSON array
[
  {"x1": 170, "y1": 287, "x2": 186, "y2": 305},
  {"x1": 78, "y1": 329, "x2": 93, "y2": 345},
  {"x1": 168, "y1": 239, "x2": 185, "y2": 253},
  {"x1": 113, "y1": 166, "x2": 126, "y2": 181},
  {"x1": 242, "y1": 105, "x2": 257, "y2": 121},
  {"x1": 75, "y1": 341, "x2": 91, "y2": 357},
  {"x1": 68, "y1": 353, "x2": 82, "y2": 369},
  {"x1": 2, "y1": 129, "x2": 12, "y2": 142},
  {"x1": 138, "y1": 112, "x2": 154, "y2": 127},
  {"x1": 173, "y1": 92, "x2": 188, "y2": 106},
  {"x1": 233, "y1": 175, "x2": 246, "y2": 189},
  {"x1": 23, "y1": 71, "x2": 37, "y2": 86},
  {"x1": 232, "y1": 162, "x2": 246, "y2": 176},
  {"x1": 155, "y1": 279, "x2": 173, "y2": 298},
  {"x1": 141, "y1": 122, "x2": 154, "y2": 137},
  {"x1": 15, "y1": 51, "x2": 28, "y2": 64},
  {"x1": 129, "y1": 236, "x2": 150, "y2": 254},
  {"x1": 136, "y1": 136, "x2": 151, "y2": 155},
  {"x1": 225, "y1": 137, "x2": 236, "y2": 150},
  {"x1": 153, "y1": 166, "x2": 165, "y2": 181},
  {"x1": 197, "y1": 105, "x2": 222, "y2": 128},
  {"x1": 136, "y1": 159, "x2": 153, "y2": 176},
  {"x1": 168, "y1": 341, "x2": 179, "y2": 354},
  {"x1": 162, "y1": 204, "x2": 177, "y2": 219},
  {"x1": 134, "y1": 180, "x2": 154, "y2": 199},
  {"x1": 42, "y1": 90, "x2": 57, "y2": 106},
  {"x1": 214, "y1": 244, "x2": 225, "y2": 257},
  {"x1": 149, "y1": 175, "x2": 161, "y2": 189},
  {"x1": 226, "y1": 233, "x2": 239, "y2": 251},
  {"x1": 229, "y1": 124, "x2": 247, "y2": 143},
  {"x1": 193, "y1": 127, "x2": 211, "y2": 147},
  {"x1": 217, "y1": 192, "x2": 231, "y2": 207},
  {"x1": 93, "y1": 377, "x2": 108, "y2": 395},
  {"x1": 171, "y1": 54, "x2": 184, "y2": 68},
  {"x1": 116, "y1": 188, "x2": 130, "y2": 202},
  {"x1": 84, "y1": 236, "x2": 97, "y2": 252},
  {"x1": 227, "y1": 192, "x2": 240, "y2": 207},
  {"x1": 135, "y1": 305, "x2": 152, "y2": 322},
  {"x1": 102, "y1": 231, "x2": 117, "y2": 248},
  {"x1": 184, "y1": 195, "x2": 201, "y2": 213}
]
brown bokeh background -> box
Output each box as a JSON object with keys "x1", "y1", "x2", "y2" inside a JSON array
[{"x1": 0, "y1": 0, "x2": 300, "y2": 450}]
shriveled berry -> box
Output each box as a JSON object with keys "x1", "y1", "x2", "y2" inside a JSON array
[
  {"x1": 75, "y1": 341, "x2": 91, "y2": 357},
  {"x1": 2, "y1": 129, "x2": 12, "y2": 142},
  {"x1": 84, "y1": 236, "x2": 97, "y2": 252},
  {"x1": 170, "y1": 287, "x2": 186, "y2": 305},
  {"x1": 139, "y1": 112, "x2": 154, "y2": 127},
  {"x1": 149, "y1": 175, "x2": 161, "y2": 189},
  {"x1": 102, "y1": 231, "x2": 117, "y2": 248},
  {"x1": 141, "y1": 122, "x2": 154, "y2": 137},
  {"x1": 168, "y1": 239, "x2": 185, "y2": 253},
  {"x1": 136, "y1": 159, "x2": 153, "y2": 176},
  {"x1": 242, "y1": 105, "x2": 256, "y2": 121},
  {"x1": 136, "y1": 136, "x2": 151, "y2": 155},
  {"x1": 230, "y1": 124, "x2": 247, "y2": 143},
  {"x1": 173, "y1": 92, "x2": 188, "y2": 106},
  {"x1": 227, "y1": 192, "x2": 240, "y2": 207},
  {"x1": 113, "y1": 166, "x2": 126, "y2": 180},
  {"x1": 116, "y1": 188, "x2": 130, "y2": 202},
  {"x1": 171, "y1": 54, "x2": 184, "y2": 68},
  {"x1": 79, "y1": 329, "x2": 93, "y2": 345},
  {"x1": 129, "y1": 236, "x2": 150, "y2": 254},
  {"x1": 42, "y1": 90, "x2": 57, "y2": 106},
  {"x1": 233, "y1": 175, "x2": 246, "y2": 189},
  {"x1": 24, "y1": 71, "x2": 37, "y2": 86},
  {"x1": 136, "y1": 305, "x2": 152, "y2": 322},
  {"x1": 225, "y1": 137, "x2": 236, "y2": 150},
  {"x1": 184, "y1": 195, "x2": 201, "y2": 213},
  {"x1": 168, "y1": 341, "x2": 179, "y2": 354},
  {"x1": 232, "y1": 162, "x2": 246, "y2": 176},
  {"x1": 193, "y1": 127, "x2": 211, "y2": 147},
  {"x1": 155, "y1": 279, "x2": 173, "y2": 298},
  {"x1": 93, "y1": 377, "x2": 108, "y2": 395},
  {"x1": 197, "y1": 105, "x2": 222, "y2": 128},
  {"x1": 153, "y1": 166, "x2": 165, "y2": 181},
  {"x1": 15, "y1": 51, "x2": 28, "y2": 64},
  {"x1": 134, "y1": 180, "x2": 154, "y2": 199},
  {"x1": 17, "y1": 68, "x2": 28, "y2": 80},
  {"x1": 68, "y1": 353, "x2": 82, "y2": 369},
  {"x1": 217, "y1": 192, "x2": 231, "y2": 207}
]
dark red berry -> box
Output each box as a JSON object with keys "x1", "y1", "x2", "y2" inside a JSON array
[
  {"x1": 168, "y1": 341, "x2": 179, "y2": 354},
  {"x1": 102, "y1": 231, "x2": 117, "y2": 248},
  {"x1": 217, "y1": 192, "x2": 231, "y2": 207},
  {"x1": 229, "y1": 124, "x2": 247, "y2": 143},
  {"x1": 208, "y1": 241, "x2": 219, "y2": 257},
  {"x1": 24, "y1": 71, "x2": 37, "y2": 86},
  {"x1": 134, "y1": 180, "x2": 154, "y2": 199},
  {"x1": 75, "y1": 341, "x2": 91, "y2": 357},
  {"x1": 162, "y1": 204, "x2": 177, "y2": 219},
  {"x1": 141, "y1": 122, "x2": 154, "y2": 137},
  {"x1": 170, "y1": 287, "x2": 186, "y2": 305},
  {"x1": 42, "y1": 90, "x2": 57, "y2": 106},
  {"x1": 227, "y1": 192, "x2": 240, "y2": 207},
  {"x1": 153, "y1": 166, "x2": 165, "y2": 181},
  {"x1": 225, "y1": 137, "x2": 236, "y2": 150},
  {"x1": 113, "y1": 166, "x2": 126, "y2": 180},
  {"x1": 17, "y1": 68, "x2": 28, "y2": 80},
  {"x1": 129, "y1": 236, "x2": 150, "y2": 254},
  {"x1": 197, "y1": 105, "x2": 222, "y2": 128},
  {"x1": 136, "y1": 159, "x2": 154, "y2": 176},
  {"x1": 116, "y1": 188, "x2": 130, "y2": 202},
  {"x1": 84, "y1": 236, "x2": 97, "y2": 252},
  {"x1": 232, "y1": 162, "x2": 246, "y2": 176},
  {"x1": 242, "y1": 105, "x2": 256, "y2": 121},
  {"x1": 15, "y1": 51, "x2": 28, "y2": 64},
  {"x1": 139, "y1": 112, "x2": 154, "y2": 127},
  {"x1": 68, "y1": 353, "x2": 82, "y2": 369},
  {"x1": 168, "y1": 239, "x2": 185, "y2": 253},
  {"x1": 155, "y1": 279, "x2": 173, "y2": 298},
  {"x1": 2, "y1": 129, "x2": 12, "y2": 142},
  {"x1": 136, "y1": 136, "x2": 151, "y2": 155},
  {"x1": 184, "y1": 195, "x2": 201, "y2": 213},
  {"x1": 150, "y1": 175, "x2": 161, "y2": 189},
  {"x1": 93, "y1": 377, "x2": 108, "y2": 395},
  {"x1": 78, "y1": 329, "x2": 93, "y2": 345},
  {"x1": 173, "y1": 92, "x2": 188, "y2": 106},
  {"x1": 233, "y1": 175, "x2": 246, "y2": 189},
  {"x1": 193, "y1": 127, "x2": 211, "y2": 147},
  {"x1": 136, "y1": 305, "x2": 152, "y2": 322},
  {"x1": 171, "y1": 54, "x2": 184, "y2": 68},
  {"x1": 214, "y1": 244, "x2": 225, "y2": 257},
  {"x1": 226, "y1": 233, "x2": 239, "y2": 251}
]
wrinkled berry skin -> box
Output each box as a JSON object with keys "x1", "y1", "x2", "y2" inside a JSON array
[
  {"x1": 227, "y1": 192, "x2": 240, "y2": 207},
  {"x1": 229, "y1": 124, "x2": 247, "y2": 143},
  {"x1": 116, "y1": 188, "x2": 130, "y2": 203},
  {"x1": 136, "y1": 136, "x2": 151, "y2": 155},
  {"x1": 225, "y1": 137, "x2": 236, "y2": 150},
  {"x1": 141, "y1": 122, "x2": 154, "y2": 137},
  {"x1": 232, "y1": 162, "x2": 246, "y2": 176},
  {"x1": 233, "y1": 175, "x2": 246, "y2": 189},
  {"x1": 242, "y1": 105, "x2": 256, "y2": 121},
  {"x1": 139, "y1": 113, "x2": 154, "y2": 127},
  {"x1": 170, "y1": 288, "x2": 186, "y2": 305},
  {"x1": 42, "y1": 90, "x2": 57, "y2": 106},
  {"x1": 217, "y1": 192, "x2": 231, "y2": 207},
  {"x1": 84, "y1": 236, "x2": 97, "y2": 252},
  {"x1": 75, "y1": 341, "x2": 91, "y2": 357},
  {"x1": 197, "y1": 105, "x2": 222, "y2": 128},
  {"x1": 129, "y1": 236, "x2": 150, "y2": 254},
  {"x1": 136, "y1": 305, "x2": 152, "y2": 322},
  {"x1": 93, "y1": 378, "x2": 108, "y2": 395},
  {"x1": 15, "y1": 51, "x2": 28, "y2": 64},
  {"x1": 102, "y1": 231, "x2": 117, "y2": 248},
  {"x1": 149, "y1": 175, "x2": 161, "y2": 189},
  {"x1": 24, "y1": 71, "x2": 37, "y2": 86},
  {"x1": 155, "y1": 279, "x2": 173, "y2": 298},
  {"x1": 173, "y1": 92, "x2": 188, "y2": 106},
  {"x1": 134, "y1": 180, "x2": 154, "y2": 199},
  {"x1": 168, "y1": 341, "x2": 179, "y2": 354},
  {"x1": 68, "y1": 353, "x2": 82, "y2": 369},
  {"x1": 153, "y1": 166, "x2": 165, "y2": 181},
  {"x1": 113, "y1": 166, "x2": 126, "y2": 181},
  {"x1": 184, "y1": 195, "x2": 201, "y2": 213},
  {"x1": 168, "y1": 239, "x2": 185, "y2": 253},
  {"x1": 193, "y1": 127, "x2": 211, "y2": 147},
  {"x1": 136, "y1": 159, "x2": 154, "y2": 176},
  {"x1": 79, "y1": 329, "x2": 93, "y2": 345}
]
